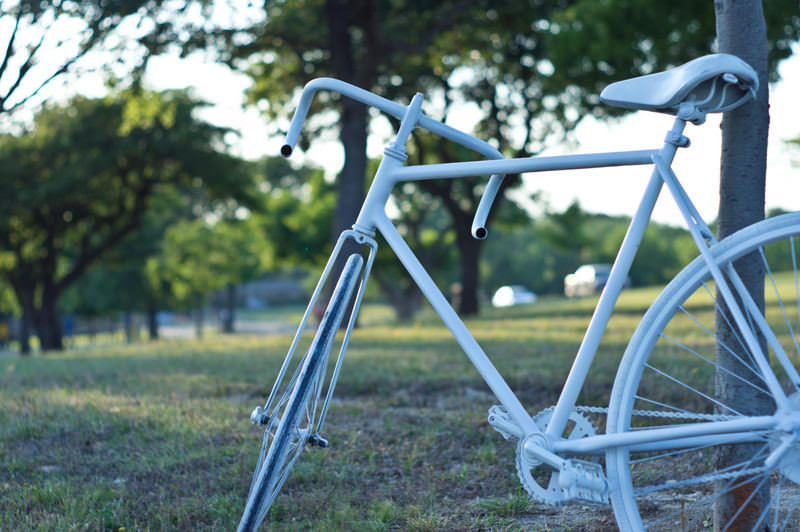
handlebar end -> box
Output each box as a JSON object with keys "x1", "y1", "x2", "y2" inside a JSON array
[
  {"x1": 472, "y1": 226, "x2": 488, "y2": 240},
  {"x1": 281, "y1": 144, "x2": 293, "y2": 157}
]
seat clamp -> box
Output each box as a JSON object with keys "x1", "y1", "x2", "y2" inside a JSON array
[{"x1": 665, "y1": 130, "x2": 690, "y2": 148}]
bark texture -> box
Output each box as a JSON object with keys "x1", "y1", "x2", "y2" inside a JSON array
[{"x1": 713, "y1": 1, "x2": 770, "y2": 530}]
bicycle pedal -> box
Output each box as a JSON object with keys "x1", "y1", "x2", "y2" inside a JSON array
[
  {"x1": 308, "y1": 434, "x2": 329, "y2": 448},
  {"x1": 488, "y1": 405, "x2": 522, "y2": 440},
  {"x1": 558, "y1": 459, "x2": 609, "y2": 505}
]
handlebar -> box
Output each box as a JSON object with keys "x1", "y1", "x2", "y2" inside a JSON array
[{"x1": 282, "y1": 77, "x2": 506, "y2": 239}]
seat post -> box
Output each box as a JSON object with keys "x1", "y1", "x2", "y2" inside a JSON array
[{"x1": 663, "y1": 114, "x2": 691, "y2": 149}]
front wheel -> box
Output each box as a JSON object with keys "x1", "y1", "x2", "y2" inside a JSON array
[
  {"x1": 607, "y1": 213, "x2": 800, "y2": 531},
  {"x1": 238, "y1": 253, "x2": 364, "y2": 532}
]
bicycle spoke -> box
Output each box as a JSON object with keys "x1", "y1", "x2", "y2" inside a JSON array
[
  {"x1": 635, "y1": 444, "x2": 772, "y2": 531},
  {"x1": 660, "y1": 331, "x2": 771, "y2": 398},
  {"x1": 720, "y1": 472, "x2": 771, "y2": 531},
  {"x1": 700, "y1": 281, "x2": 758, "y2": 376},
  {"x1": 760, "y1": 246, "x2": 800, "y2": 394},
  {"x1": 644, "y1": 362, "x2": 745, "y2": 417},
  {"x1": 772, "y1": 473, "x2": 784, "y2": 531},
  {"x1": 778, "y1": 496, "x2": 798, "y2": 531},
  {"x1": 630, "y1": 441, "x2": 722, "y2": 466},
  {"x1": 679, "y1": 297, "x2": 763, "y2": 382},
  {"x1": 608, "y1": 214, "x2": 800, "y2": 531}
]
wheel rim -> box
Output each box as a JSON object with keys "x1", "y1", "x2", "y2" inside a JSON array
[
  {"x1": 607, "y1": 213, "x2": 800, "y2": 531},
  {"x1": 239, "y1": 254, "x2": 364, "y2": 531}
]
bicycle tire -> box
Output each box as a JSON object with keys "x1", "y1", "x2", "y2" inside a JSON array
[
  {"x1": 606, "y1": 212, "x2": 800, "y2": 531},
  {"x1": 238, "y1": 253, "x2": 364, "y2": 532}
]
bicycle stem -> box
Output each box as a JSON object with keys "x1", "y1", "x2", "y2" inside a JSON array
[{"x1": 281, "y1": 78, "x2": 506, "y2": 238}]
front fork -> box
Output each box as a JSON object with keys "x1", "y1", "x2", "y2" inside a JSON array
[{"x1": 252, "y1": 228, "x2": 378, "y2": 441}]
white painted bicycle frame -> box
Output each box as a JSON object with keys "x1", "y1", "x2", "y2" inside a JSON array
[{"x1": 281, "y1": 77, "x2": 788, "y2": 476}]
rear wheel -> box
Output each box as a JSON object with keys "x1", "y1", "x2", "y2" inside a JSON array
[
  {"x1": 238, "y1": 253, "x2": 363, "y2": 532},
  {"x1": 607, "y1": 213, "x2": 800, "y2": 531}
]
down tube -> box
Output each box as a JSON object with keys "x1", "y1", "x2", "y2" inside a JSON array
[{"x1": 375, "y1": 215, "x2": 538, "y2": 436}]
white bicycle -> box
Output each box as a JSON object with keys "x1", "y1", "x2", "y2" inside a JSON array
[{"x1": 237, "y1": 54, "x2": 800, "y2": 531}]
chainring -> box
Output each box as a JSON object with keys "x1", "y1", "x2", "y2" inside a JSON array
[{"x1": 515, "y1": 407, "x2": 598, "y2": 505}]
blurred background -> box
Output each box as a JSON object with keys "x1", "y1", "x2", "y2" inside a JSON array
[{"x1": 2, "y1": 0, "x2": 799, "y2": 354}]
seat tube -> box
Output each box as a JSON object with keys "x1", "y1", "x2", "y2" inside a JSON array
[{"x1": 546, "y1": 118, "x2": 687, "y2": 440}]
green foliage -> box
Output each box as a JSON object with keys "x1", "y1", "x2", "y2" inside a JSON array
[
  {"x1": 0, "y1": 279, "x2": 17, "y2": 317},
  {"x1": 482, "y1": 204, "x2": 698, "y2": 296},
  {"x1": 543, "y1": 0, "x2": 799, "y2": 121},
  {"x1": 145, "y1": 219, "x2": 262, "y2": 309},
  {"x1": 59, "y1": 190, "x2": 188, "y2": 318},
  {"x1": 249, "y1": 156, "x2": 336, "y2": 269},
  {"x1": 230, "y1": 1, "x2": 799, "y2": 319},
  {"x1": 0, "y1": 89, "x2": 252, "y2": 349}
]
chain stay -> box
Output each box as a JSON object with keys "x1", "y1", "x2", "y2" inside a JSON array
[{"x1": 634, "y1": 466, "x2": 768, "y2": 498}]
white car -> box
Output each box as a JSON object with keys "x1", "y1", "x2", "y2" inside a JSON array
[
  {"x1": 564, "y1": 264, "x2": 630, "y2": 297},
  {"x1": 491, "y1": 285, "x2": 537, "y2": 307}
]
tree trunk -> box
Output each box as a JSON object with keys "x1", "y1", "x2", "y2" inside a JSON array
[
  {"x1": 124, "y1": 311, "x2": 135, "y2": 343},
  {"x1": 456, "y1": 231, "x2": 483, "y2": 315},
  {"x1": 32, "y1": 291, "x2": 64, "y2": 351},
  {"x1": 147, "y1": 307, "x2": 159, "y2": 340},
  {"x1": 193, "y1": 294, "x2": 205, "y2": 339},
  {"x1": 222, "y1": 283, "x2": 236, "y2": 333},
  {"x1": 324, "y1": 0, "x2": 371, "y2": 326},
  {"x1": 325, "y1": 0, "x2": 369, "y2": 243},
  {"x1": 373, "y1": 272, "x2": 424, "y2": 321},
  {"x1": 19, "y1": 291, "x2": 33, "y2": 355},
  {"x1": 713, "y1": 2, "x2": 770, "y2": 530},
  {"x1": 330, "y1": 98, "x2": 368, "y2": 310}
]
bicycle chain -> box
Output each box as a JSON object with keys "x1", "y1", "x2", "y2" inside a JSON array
[{"x1": 574, "y1": 404, "x2": 736, "y2": 422}]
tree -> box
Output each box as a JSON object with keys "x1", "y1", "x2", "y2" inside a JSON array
[
  {"x1": 0, "y1": 0, "x2": 243, "y2": 119},
  {"x1": 371, "y1": 171, "x2": 459, "y2": 320},
  {"x1": 146, "y1": 218, "x2": 263, "y2": 339},
  {"x1": 539, "y1": 2, "x2": 797, "y2": 528},
  {"x1": 59, "y1": 188, "x2": 191, "y2": 341},
  {"x1": 235, "y1": 0, "x2": 484, "y2": 243},
  {"x1": 235, "y1": 1, "x2": 569, "y2": 315},
  {"x1": 714, "y1": 1, "x2": 771, "y2": 528},
  {"x1": 542, "y1": 1, "x2": 798, "y2": 121},
  {"x1": 0, "y1": 90, "x2": 251, "y2": 352},
  {"x1": 234, "y1": 1, "x2": 532, "y2": 315},
  {"x1": 249, "y1": 157, "x2": 336, "y2": 271}
]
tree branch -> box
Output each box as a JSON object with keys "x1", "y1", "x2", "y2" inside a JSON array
[
  {"x1": 0, "y1": 9, "x2": 23, "y2": 106},
  {"x1": 55, "y1": 177, "x2": 153, "y2": 294}
]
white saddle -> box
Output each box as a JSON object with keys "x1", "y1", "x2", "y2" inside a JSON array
[{"x1": 600, "y1": 53, "x2": 758, "y2": 116}]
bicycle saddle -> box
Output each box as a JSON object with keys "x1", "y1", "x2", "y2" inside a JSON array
[{"x1": 600, "y1": 53, "x2": 758, "y2": 117}]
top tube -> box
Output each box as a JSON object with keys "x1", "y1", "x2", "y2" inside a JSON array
[{"x1": 390, "y1": 149, "x2": 657, "y2": 182}]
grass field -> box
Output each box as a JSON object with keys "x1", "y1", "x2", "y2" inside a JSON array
[{"x1": 1, "y1": 279, "x2": 788, "y2": 532}]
